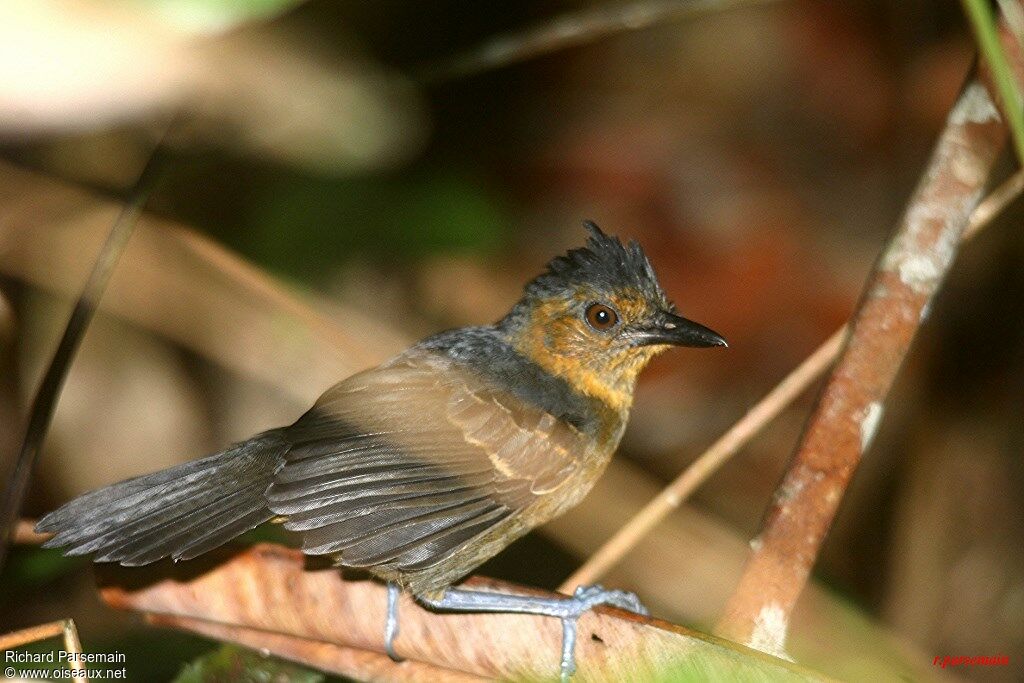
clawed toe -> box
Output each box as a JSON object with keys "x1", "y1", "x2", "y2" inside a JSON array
[{"x1": 571, "y1": 584, "x2": 647, "y2": 616}]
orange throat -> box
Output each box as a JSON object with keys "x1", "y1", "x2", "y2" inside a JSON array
[{"x1": 512, "y1": 326, "x2": 662, "y2": 415}]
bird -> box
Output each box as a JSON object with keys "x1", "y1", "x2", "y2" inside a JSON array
[{"x1": 36, "y1": 221, "x2": 726, "y2": 680}]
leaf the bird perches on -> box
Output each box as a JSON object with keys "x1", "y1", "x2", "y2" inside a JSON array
[{"x1": 97, "y1": 543, "x2": 828, "y2": 682}]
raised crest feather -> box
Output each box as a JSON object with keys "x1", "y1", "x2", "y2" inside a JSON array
[{"x1": 521, "y1": 220, "x2": 669, "y2": 307}]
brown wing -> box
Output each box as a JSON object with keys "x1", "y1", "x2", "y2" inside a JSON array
[{"x1": 265, "y1": 354, "x2": 587, "y2": 573}]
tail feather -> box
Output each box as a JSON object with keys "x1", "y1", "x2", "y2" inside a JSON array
[
  {"x1": 108, "y1": 480, "x2": 269, "y2": 566},
  {"x1": 92, "y1": 480, "x2": 266, "y2": 566},
  {"x1": 37, "y1": 432, "x2": 287, "y2": 565},
  {"x1": 46, "y1": 461, "x2": 243, "y2": 555}
]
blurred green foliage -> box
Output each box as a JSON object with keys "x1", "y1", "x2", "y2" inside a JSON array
[
  {"x1": 249, "y1": 170, "x2": 507, "y2": 278},
  {"x1": 174, "y1": 644, "x2": 329, "y2": 683},
  {"x1": 0, "y1": 548, "x2": 81, "y2": 598},
  {"x1": 132, "y1": 0, "x2": 308, "y2": 33},
  {"x1": 166, "y1": 158, "x2": 509, "y2": 282}
]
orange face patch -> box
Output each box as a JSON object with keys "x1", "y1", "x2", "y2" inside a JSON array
[{"x1": 510, "y1": 288, "x2": 666, "y2": 413}]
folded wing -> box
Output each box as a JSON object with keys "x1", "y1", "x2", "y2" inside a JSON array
[{"x1": 266, "y1": 354, "x2": 585, "y2": 575}]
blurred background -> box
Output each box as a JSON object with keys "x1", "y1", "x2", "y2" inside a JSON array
[{"x1": 1, "y1": 0, "x2": 1022, "y2": 680}]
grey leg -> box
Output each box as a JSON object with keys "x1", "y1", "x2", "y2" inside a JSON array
[
  {"x1": 385, "y1": 582, "x2": 404, "y2": 662},
  {"x1": 418, "y1": 584, "x2": 647, "y2": 681}
]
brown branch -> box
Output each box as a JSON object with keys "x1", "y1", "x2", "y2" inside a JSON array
[
  {"x1": 417, "y1": 0, "x2": 782, "y2": 84},
  {"x1": 713, "y1": 76, "x2": 1006, "y2": 656},
  {"x1": 99, "y1": 544, "x2": 825, "y2": 682},
  {"x1": 559, "y1": 166, "x2": 1024, "y2": 592}
]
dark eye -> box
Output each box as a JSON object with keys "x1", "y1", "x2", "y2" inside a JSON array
[{"x1": 585, "y1": 303, "x2": 619, "y2": 331}]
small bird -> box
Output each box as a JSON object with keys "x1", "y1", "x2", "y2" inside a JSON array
[{"x1": 37, "y1": 222, "x2": 726, "y2": 680}]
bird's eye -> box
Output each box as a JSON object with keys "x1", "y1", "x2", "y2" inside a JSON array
[{"x1": 585, "y1": 303, "x2": 619, "y2": 331}]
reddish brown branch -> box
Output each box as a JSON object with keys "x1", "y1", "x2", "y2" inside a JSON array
[{"x1": 714, "y1": 77, "x2": 1006, "y2": 656}]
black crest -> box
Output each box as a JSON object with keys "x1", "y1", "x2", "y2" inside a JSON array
[{"x1": 523, "y1": 221, "x2": 668, "y2": 306}]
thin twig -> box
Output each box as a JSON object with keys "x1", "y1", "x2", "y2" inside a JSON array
[
  {"x1": 417, "y1": 0, "x2": 782, "y2": 84},
  {"x1": 965, "y1": 166, "x2": 1024, "y2": 238},
  {"x1": 0, "y1": 619, "x2": 86, "y2": 676},
  {"x1": 560, "y1": 167, "x2": 1024, "y2": 593},
  {"x1": 0, "y1": 128, "x2": 171, "y2": 574},
  {"x1": 714, "y1": 75, "x2": 1006, "y2": 657}
]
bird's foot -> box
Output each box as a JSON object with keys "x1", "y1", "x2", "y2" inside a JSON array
[
  {"x1": 384, "y1": 582, "x2": 404, "y2": 662},
  {"x1": 418, "y1": 583, "x2": 648, "y2": 681},
  {"x1": 555, "y1": 585, "x2": 648, "y2": 679}
]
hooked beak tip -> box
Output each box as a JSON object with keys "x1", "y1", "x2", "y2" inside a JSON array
[
  {"x1": 692, "y1": 330, "x2": 729, "y2": 349},
  {"x1": 640, "y1": 312, "x2": 728, "y2": 349}
]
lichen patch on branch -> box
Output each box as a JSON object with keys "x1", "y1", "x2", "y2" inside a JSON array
[
  {"x1": 747, "y1": 603, "x2": 791, "y2": 661},
  {"x1": 860, "y1": 402, "x2": 884, "y2": 453},
  {"x1": 949, "y1": 81, "x2": 1001, "y2": 126},
  {"x1": 884, "y1": 190, "x2": 981, "y2": 294}
]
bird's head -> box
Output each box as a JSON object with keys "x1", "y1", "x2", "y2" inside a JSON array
[{"x1": 500, "y1": 221, "x2": 726, "y2": 413}]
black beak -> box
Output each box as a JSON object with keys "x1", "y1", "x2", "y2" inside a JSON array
[{"x1": 634, "y1": 311, "x2": 728, "y2": 348}]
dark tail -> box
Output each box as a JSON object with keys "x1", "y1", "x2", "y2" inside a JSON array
[{"x1": 36, "y1": 431, "x2": 288, "y2": 566}]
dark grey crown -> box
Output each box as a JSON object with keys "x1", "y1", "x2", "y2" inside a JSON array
[{"x1": 522, "y1": 221, "x2": 669, "y2": 306}]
